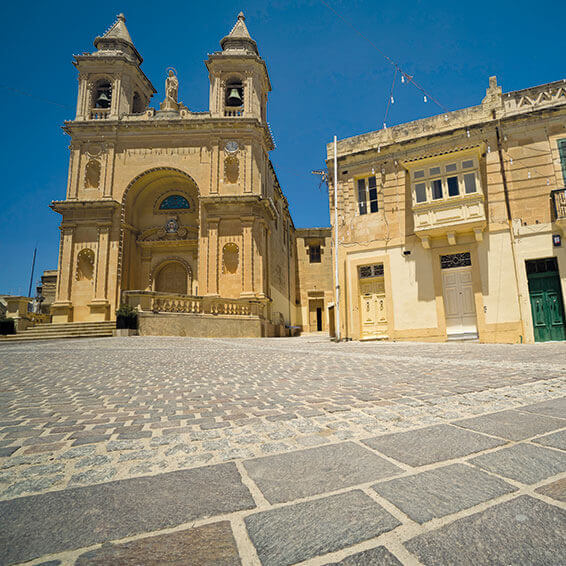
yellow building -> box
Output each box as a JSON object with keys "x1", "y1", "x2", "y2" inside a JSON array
[
  {"x1": 48, "y1": 12, "x2": 327, "y2": 337},
  {"x1": 328, "y1": 77, "x2": 566, "y2": 343}
]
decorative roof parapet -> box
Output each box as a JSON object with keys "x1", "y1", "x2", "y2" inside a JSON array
[{"x1": 328, "y1": 77, "x2": 566, "y2": 160}]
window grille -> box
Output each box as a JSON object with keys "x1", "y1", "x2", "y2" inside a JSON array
[
  {"x1": 525, "y1": 257, "x2": 558, "y2": 275},
  {"x1": 159, "y1": 195, "x2": 190, "y2": 210},
  {"x1": 440, "y1": 252, "x2": 472, "y2": 269},
  {"x1": 359, "y1": 264, "x2": 384, "y2": 278}
]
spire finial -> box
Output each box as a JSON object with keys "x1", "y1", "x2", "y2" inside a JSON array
[
  {"x1": 238, "y1": 11, "x2": 245, "y2": 21},
  {"x1": 117, "y1": 13, "x2": 126, "y2": 22}
]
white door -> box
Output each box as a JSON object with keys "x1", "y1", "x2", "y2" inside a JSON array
[
  {"x1": 442, "y1": 266, "x2": 477, "y2": 336},
  {"x1": 359, "y1": 278, "x2": 388, "y2": 339}
]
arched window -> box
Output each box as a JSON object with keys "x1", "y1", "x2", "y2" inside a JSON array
[
  {"x1": 132, "y1": 92, "x2": 145, "y2": 114},
  {"x1": 159, "y1": 195, "x2": 190, "y2": 210},
  {"x1": 94, "y1": 80, "x2": 112, "y2": 109},
  {"x1": 225, "y1": 80, "x2": 243, "y2": 108}
]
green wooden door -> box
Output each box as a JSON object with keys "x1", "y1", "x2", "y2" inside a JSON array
[{"x1": 527, "y1": 259, "x2": 566, "y2": 342}]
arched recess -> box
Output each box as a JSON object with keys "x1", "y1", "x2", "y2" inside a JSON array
[
  {"x1": 119, "y1": 167, "x2": 200, "y2": 293},
  {"x1": 151, "y1": 257, "x2": 193, "y2": 295}
]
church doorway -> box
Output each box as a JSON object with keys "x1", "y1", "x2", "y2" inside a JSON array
[{"x1": 155, "y1": 261, "x2": 188, "y2": 295}]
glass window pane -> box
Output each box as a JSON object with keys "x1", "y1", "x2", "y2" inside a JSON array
[
  {"x1": 464, "y1": 173, "x2": 477, "y2": 193},
  {"x1": 445, "y1": 163, "x2": 457, "y2": 173},
  {"x1": 462, "y1": 159, "x2": 474, "y2": 169},
  {"x1": 370, "y1": 199, "x2": 378, "y2": 213},
  {"x1": 414, "y1": 170, "x2": 425, "y2": 179},
  {"x1": 357, "y1": 178, "x2": 367, "y2": 214},
  {"x1": 430, "y1": 166, "x2": 441, "y2": 176},
  {"x1": 447, "y1": 176, "x2": 459, "y2": 196},
  {"x1": 432, "y1": 179, "x2": 443, "y2": 199},
  {"x1": 368, "y1": 176, "x2": 377, "y2": 188},
  {"x1": 369, "y1": 188, "x2": 377, "y2": 201},
  {"x1": 415, "y1": 182, "x2": 427, "y2": 203}
]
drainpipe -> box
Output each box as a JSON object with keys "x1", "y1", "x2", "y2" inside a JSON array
[{"x1": 495, "y1": 122, "x2": 526, "y2": 342}]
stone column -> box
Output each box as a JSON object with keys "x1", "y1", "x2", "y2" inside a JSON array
[
  {"x1": 241, "y1": 217, "x2": 255, "y2": 296},
  {"x1": 207, "y1": 218, "x2": 219, "y2": 296}
]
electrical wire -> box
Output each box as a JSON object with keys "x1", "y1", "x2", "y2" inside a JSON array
[{"x1": 319, "y1": 0, "x2": 449, "y2": 113}]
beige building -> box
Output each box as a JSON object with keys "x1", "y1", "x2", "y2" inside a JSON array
[
  {"x1": 48, "y1": 12, "x2": 327, "y2": 337},
  {"x1": 328, "y1": 77, "x2": 566, "y2": 343},
  {"x1": 295, "y1": 228, "x2": 334, "y2": 333}
]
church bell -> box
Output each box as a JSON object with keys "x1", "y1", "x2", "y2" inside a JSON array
[
  {"x1": 226, "y1": 88, "x2": 242, "y2": 106},
  {"x1": 95, "y1": 91, "x2": 111, "y2": 108}
]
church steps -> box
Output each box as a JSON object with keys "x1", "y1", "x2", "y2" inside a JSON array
[{"x1": 0, "y1": 322, "x2": 115, "y2": 342}]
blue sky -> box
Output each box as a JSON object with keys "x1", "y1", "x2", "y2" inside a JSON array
[{"x1": 1, "y1": 0, "x2": 564, "y2": 295}]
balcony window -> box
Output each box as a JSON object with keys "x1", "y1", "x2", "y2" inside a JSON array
[
  {"x1": 411, "y1": 157, "x2": 480, "y2": 204},
  {"x1": 357, "y1": 176, "x2": 378, "y2": 215}
]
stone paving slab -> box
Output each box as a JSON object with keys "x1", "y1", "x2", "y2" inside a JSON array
[
  {"x1": 75, "y1": 521, "x2": 241, "y2": 565},
  {"x1": 405, "y1": 495, "x2": 566, "y2": 566},
  {"x1": 469, "y1": 443, "x2": 566, "y2": 484},
  {"x1": 372, "y1": 463, "x2": 516, "y2": 523},
  {"x1": 533, "y1": 430, "x2": 566, "y2": 451},
  {"x1": 244, "y1": 490, "x2": 401, "y2": 566},
  {"x1": 243, "y1": 442, "x2": 403, "y2": 503},
  {"x1": 518, "y1": 396, "x2": 566, "y2": 419},
  {"x1": 0, "y1": 462, "x2": 254, "y2": 565},
  {"x1": 454, "y1": 409, "x2": 565, "y2": 440},
  {"x1": 325, "y1": 546, "x2": 403, "y2": 565},
  {"x1": 0, "y1": 337, "x2": 565, "y2": 565},
  {"x1": 536, "y1": 478, "x2": 566, "y2": 502},
  {"x1": 362, "y1": 424, "x2": 506, "y2": 467}
]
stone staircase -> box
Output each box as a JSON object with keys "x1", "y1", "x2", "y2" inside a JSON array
[{"x1": 0, "y1": 321, "x2": 115, "y2": 342}]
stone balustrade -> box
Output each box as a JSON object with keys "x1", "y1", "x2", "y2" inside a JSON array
[
  {"x1": 122, "y1": 291, "x2": 266, "y2": 318},
  {"x1": 89, "y1": 108, "x2": 110, "y2": 120}
]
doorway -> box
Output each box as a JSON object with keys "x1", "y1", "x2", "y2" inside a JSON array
[
  {"x1": 442, "y1": 264, "x2": 478, "y2": 339},
  {"x1": 308, "y1": 299, "x2": 324, "y2": 332},
  {"x1": 526, "y1": 258, "x2": 566, "y2": 342}
]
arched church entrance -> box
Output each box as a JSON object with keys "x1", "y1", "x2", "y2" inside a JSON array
[{"x1": 120, "y1": 168, "x2": 200, "y2": 295}]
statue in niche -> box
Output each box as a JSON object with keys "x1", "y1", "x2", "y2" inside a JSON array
[{"x1": 160, "y1": 68, "x2": 180, "y2": 111}]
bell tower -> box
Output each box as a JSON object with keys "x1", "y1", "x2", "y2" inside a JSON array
[
  {"x1": 73, "y1": 14, "x2": 155, "y2": 120},
  {"x1": 206, "y1": 12, "x2": 271, "y2": 121}
]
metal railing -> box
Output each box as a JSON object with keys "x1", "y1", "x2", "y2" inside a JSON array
[{"x1": 551, "y1": 188, "x2": 566, "y2": 220}]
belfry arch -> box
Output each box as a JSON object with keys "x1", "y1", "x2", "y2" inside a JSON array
[{"x1": 120, "y1": 168, "x2": 200, "y2": 295}]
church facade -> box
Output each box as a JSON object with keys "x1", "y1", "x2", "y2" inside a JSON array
[{"x1": 50, "y1": 13, "x2": 333, "y2": 337}]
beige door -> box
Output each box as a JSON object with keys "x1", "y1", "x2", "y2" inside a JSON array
[
  {"x1": 359, "y1": 278, "x2": 388, "y2": 339},
  {"x1": 442, "y1": 266, "x2": 477, "y2": 336},
  {"x1": 156, "y1": 262, "x2": 188, "y2": 295}
]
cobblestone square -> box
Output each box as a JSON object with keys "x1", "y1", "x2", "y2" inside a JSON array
[{"x1": 0, "y1": 336, "x2": 565, "y2": 565}]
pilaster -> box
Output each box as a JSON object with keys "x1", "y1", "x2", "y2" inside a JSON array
[
  {"x1": 241, "y1": 217, "x2": 255, "y2": 296},
  {"x1": 206, "y1": 218, "x2": 220, "y2": 296}
]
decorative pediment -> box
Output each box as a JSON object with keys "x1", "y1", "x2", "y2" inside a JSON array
[{"x1": 137, "y1": 218, "x2": 197, "y2": 243}]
